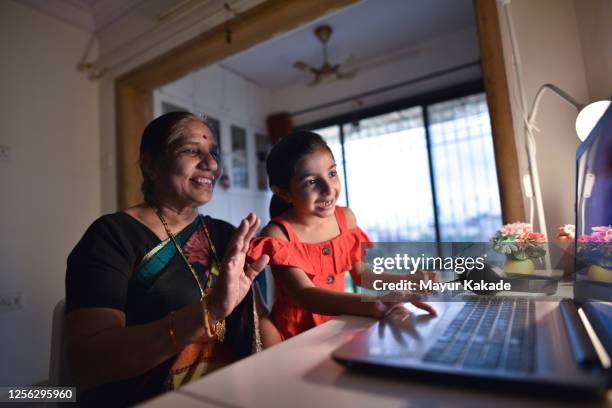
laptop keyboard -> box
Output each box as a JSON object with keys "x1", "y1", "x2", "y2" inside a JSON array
[{"x1": 423, "y1": 298, "x2": 536, "y2": 372}]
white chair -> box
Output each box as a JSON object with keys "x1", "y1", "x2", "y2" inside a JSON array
[{"x1": 48, "y1": 299, "x2": 71, "y2": 386}]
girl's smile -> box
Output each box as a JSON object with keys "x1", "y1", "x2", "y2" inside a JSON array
[{"x1": 315, "y1": 199, "x2": 334, "y2": 209}]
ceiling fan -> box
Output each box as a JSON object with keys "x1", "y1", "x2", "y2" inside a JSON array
[{"x1": 293, "y1": 25, "x2": 357, "y2": 86}]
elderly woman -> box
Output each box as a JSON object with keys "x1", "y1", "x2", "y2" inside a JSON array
[{"x1": 65, "y1": 112, "x2": 280, "y2": 407}]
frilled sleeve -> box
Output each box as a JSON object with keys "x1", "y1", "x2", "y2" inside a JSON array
[
  {"x1": 247, "y1": 236, "x2": 315, "y2": 274},
  {"x1": 348, "y1": 227, "x2": 372, "y2": 263},
  {"x1": 347, "y1": 227, "x2": 372, "y2": 286}
]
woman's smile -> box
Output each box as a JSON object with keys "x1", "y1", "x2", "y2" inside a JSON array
[{"x1": 190, "y1": 176, "x2": 215, "y2": 190}]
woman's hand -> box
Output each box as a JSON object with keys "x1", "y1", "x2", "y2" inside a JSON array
[{"x1": 209, "y1": 213, "x2": 270, "y2": 320}]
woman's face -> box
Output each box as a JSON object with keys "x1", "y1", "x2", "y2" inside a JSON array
[
  {"x1": 154, "y1": 120, "x2": 220, "y2": 209},
  {"x1": 284, "y1": 147, "x2": 341, "y2": 218}
]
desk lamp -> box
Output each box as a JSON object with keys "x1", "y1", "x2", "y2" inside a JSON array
[{"x1": 523, "y1": 83, "x2": 610, "y2": 270}]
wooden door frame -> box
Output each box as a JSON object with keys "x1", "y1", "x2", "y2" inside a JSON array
[
  {"x1": 116, "y1": 0, "x2": 525, "y2": 223},
  {"x1": 474, "y1": 0, "x2": 524, "y2": 223}
]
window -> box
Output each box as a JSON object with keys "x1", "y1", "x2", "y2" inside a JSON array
[
  {"x1": 428, "y1": 94, "x2": 501, "y2": 241},
  {"x1": 312, "y1": 89, "x2": 502, "y2": 243},
  {"x1": 314, "y1": 125, "x2": 348, "y2": 207},
  {"x1": 340, "y1": 107, "x2": 436, "y2": 241}
]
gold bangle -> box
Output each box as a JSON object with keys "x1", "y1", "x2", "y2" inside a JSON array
[
  {"x1": 200, "y1": 297, "x2": 215, "y2": 338},
  {"x1": 214, "y1": 319, "x2": 226, "y2": 343},
  {"x1": 167, "y1": 312, "x2": 183, "y2": 351},
  {"x1": 201, "y1": 295, "x2": 226, "y2": 342}
]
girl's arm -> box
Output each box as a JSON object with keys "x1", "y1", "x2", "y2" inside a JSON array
[
  {"x1": 270, "y1": 264, "x2": 392, "y2": 318},
  {"x1": 261, "y1": 222, "x2": 390, "y2": 318},
  {"x1": 343, "y1": 208, "x2": 437, "y2": 316}
]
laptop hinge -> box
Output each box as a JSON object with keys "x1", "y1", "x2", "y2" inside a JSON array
[{"x1": 559, "y1": 300, "x2": 600, "y2": 367}]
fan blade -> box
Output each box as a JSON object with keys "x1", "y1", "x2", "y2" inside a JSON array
[
  {"x1": 308, "y1": 75, "x2": 321, "y2": 86},
  {"x1": 338, "y1": 54, "x2": 355, "y2": 66},
  {"x1": 337, "y1": 69, "x2": 358, "y2": 80},
  {"x1": 293, "y1": 61, "x2": 313, "y2": 71}
]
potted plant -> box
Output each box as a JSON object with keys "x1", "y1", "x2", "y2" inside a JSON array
[
  {"x1": 577, "y1": 226, "x2": 612, "y2": 282},
  {"x1": 492, "y1": 222, "x2": 546, "y2": 274}
]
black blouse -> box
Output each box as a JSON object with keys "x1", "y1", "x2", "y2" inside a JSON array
[{"x1": 65, "y1": 212, "x2": 239, "y2": 407}]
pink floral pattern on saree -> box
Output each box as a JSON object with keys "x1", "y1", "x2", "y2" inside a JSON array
[{"x1": 183, "y1": 226, "x2": 211, "y2": 268}]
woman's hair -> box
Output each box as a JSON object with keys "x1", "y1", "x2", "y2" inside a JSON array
[
  {"x1": 266, "y1": 130, "x2": 334, "y2": 218},
  {"x1": 139, "y1": 111, "x2": 217, "y2": 205}
]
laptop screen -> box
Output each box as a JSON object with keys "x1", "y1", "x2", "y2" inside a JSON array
[{"x1": 574, "y1": 104, "x2": 612, "y2": 302}]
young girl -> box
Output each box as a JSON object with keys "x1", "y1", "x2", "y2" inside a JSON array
[{"x1": 247, "y1": 131, "x2": 436, "y2": 340}]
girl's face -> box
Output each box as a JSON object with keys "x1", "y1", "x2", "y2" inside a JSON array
[
  {"x1": 282, "y1": 147, "x2": 341, "y2": 218},
  {"x1": 154, "y1": 120, "x2": 220, "y2": 208}
]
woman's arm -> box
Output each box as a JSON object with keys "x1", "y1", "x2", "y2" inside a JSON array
[
  {"x1": 253, "y1": 280, "x2": 282, "y2": 347},
  {"x1": 66, "y1": 213, "x2": 269, "y2": 389},
  {"x1": 65, "y1": 302, "x2": 204, "y2": 389}
]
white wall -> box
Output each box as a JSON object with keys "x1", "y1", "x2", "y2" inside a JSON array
[
  {"x1": 95, "y1": 0, "x2": 265, "y2": 213},
  {"x1": 155, "y1": 64, "x2": 273, "y2": 226},
  {"x1": 0, "y1": 0, "x2": 100, "y2": 386},
  {"x1": 272, "y1": 27, "x2": 482, "y2": 126},
  {"x1": 574, "y1": 0, "x2": 612, "y2": 102},
  {"x1": 497, "y1": 0, "x2": 593, "y2": 242}
]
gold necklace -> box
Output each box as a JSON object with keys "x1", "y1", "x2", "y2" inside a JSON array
[{"x1": 154, "y1": 208, "x2": 225, "y2": 342}]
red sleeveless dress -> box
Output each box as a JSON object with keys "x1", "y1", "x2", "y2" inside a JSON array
[{"x1": 247, "y1": 206, "x2": 370, "y2": 340}]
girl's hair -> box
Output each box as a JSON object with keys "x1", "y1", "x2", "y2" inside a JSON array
[
  {"x1": 139, "y1": 111, "x2": 217, "y2": 205},
  {"x1": 266, "y1": 130, "x2": 334, "y2": 218}
]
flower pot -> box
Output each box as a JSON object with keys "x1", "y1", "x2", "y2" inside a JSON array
[
  {"x1": 503, "y1": 258, "x2": 535, "y2": 275},
  {"x1": 587, "y1": 265, "x2": 612, "y2": 283}
]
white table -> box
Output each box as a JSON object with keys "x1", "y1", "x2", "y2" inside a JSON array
[{"x1": 140, "y1": 299, "x2": 611, "y2": 408}]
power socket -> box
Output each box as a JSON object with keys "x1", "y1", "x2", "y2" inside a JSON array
[{"x1": 0, "y1": 292, "x2": 23, "y2": 311}]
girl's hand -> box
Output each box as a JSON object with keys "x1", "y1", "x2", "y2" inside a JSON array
[
  {"x1": 408, "y1": 300, "x2": 437, "y2": 316},
  {"x1": 209, "y1": 213, "x2": 270, "y2": 319},
  {"x1": 369, "y1": 301, "x2": 402, "y2": 319},
  {"x1": 385, "y1": 270, "x2": 438, "y2": 316},
  {"x1": 369, "y1": 300, "x2": 437, "y2": 318},
  {"x1": 405, "y1": 269, "x2": 439, "y2": 290}
]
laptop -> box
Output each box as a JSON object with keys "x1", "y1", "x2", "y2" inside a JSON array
[{"x1": 332, "y1": 105, "x2": 612, "y2": 397}]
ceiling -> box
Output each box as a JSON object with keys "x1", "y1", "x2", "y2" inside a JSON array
[
  {"x1": 17, "y1": 0, "x2": 476, "y2": 90},
  {"x1": 221, "y1": 0, "x2": 476, "y2": 90},
  {"x1": 17, "y1": 0, "x2": 146, "y2": 33}
]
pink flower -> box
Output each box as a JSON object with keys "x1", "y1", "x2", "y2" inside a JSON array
[
  {"x1": 518, "y1": 232, "x2": 546, "y2": 244},
  {"x1": 498, "y1": 222, "x2": 532, "y2": 237},
  {"x1": 558, "y1": 224, "x2": 575, "y2": 240},
  {"x1": 578, "y1": 226, "x2": 612, "y2": 243}
]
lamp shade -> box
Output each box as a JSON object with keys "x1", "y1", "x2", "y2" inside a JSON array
[{"x1": 576, "y1": 100, "x2": 611, "y2": 141}]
